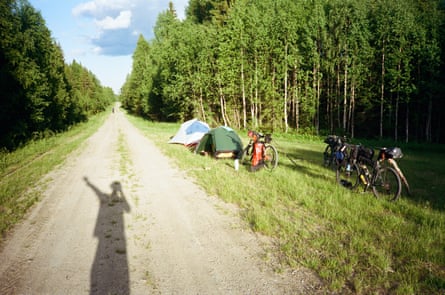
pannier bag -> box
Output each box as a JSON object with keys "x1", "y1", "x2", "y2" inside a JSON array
[
  {"x1": 358, "y1": 146, "x2": 374, "y2": 163},
  {"x1": 251, "y1": 141, "x2": 265, "y2": 167},
  {"x1": 335, "y1": 150, "x2": 345, "y2": 162},
  {"x1": 385, "y1": 147, "x2": 403, "y2": 159},
  {"x1": 324, "y1": 135, "x2": 339, "y2": 147},
  {"x1": 264, "y1": 134, "x2": 272, "y2": 144},
  {"x1": 349, "y1": 145, "x2": 359, "y2": 161}
]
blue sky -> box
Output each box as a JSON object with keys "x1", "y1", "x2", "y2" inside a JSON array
[{"x1": 29, "y1": 0, "x2": 189, "y2": 94}]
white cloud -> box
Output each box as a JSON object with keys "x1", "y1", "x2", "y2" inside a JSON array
[
  {"x1": 73, "y1": 0, "x2": 134, "y2": 17},
  {"x1": 72, "y1": 0, "x2": 188, "y2": 57},
  {"x1": 95, "y1": 10, "x2": 131, "y2": 30}
]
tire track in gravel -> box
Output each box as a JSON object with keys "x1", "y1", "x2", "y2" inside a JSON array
[{"x1": 0, "y1": 105, "x2": 323, "y2": 294}]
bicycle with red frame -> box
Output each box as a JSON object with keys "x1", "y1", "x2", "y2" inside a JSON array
[{"x1": 240, "y1": 130, "x2": 278, "y2": 172}]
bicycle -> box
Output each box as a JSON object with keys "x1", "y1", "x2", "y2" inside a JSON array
[
  {"x1": 240, "y1": 131, "x2": 278, "y2": 171},
  {"x1": 323, "y1": 135, "x2": 347, "y2": 169},
  {"x1": 336, "y1": 144, "x2": 410, "y2": 201}
]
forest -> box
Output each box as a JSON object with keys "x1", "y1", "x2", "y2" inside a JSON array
[
  {"x1": 120, "y1": 0, "x2": 445, "y2": 143},
  {"x1": 0, "y1": 0, "x2": 114, "y2": 151}
]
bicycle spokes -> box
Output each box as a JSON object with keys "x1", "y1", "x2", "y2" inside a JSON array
[
  {"x1": 336, "y1": 163, "x2": 359, "y2": 190},
  {"x1": 372, "y1": 167, "x2": 401, "y2": 201}
]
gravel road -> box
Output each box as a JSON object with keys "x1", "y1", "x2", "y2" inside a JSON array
[{"x1": 0, "y1": 106, "x2": 322, "y2": 294}]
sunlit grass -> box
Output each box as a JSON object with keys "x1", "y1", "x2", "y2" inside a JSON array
[
  {"x1": 128, "y1": 113, "x2": 445, "y2": 294},
  {"x1": 0, "y1": 112, "x2": 108, "y2": 238},
  {"x1": 1, "y1": 110, "x2": 441, "y2": 293}
]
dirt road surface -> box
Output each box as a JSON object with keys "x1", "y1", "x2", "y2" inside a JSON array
[{"x1": 0, "y1": 107, "x2": 322, "y2": 294}]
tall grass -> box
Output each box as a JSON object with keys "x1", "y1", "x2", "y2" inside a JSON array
[
  {"x1": 128, "y1": 114, "x2": 445, "y2": 294},
  {"x1": 0, "y1": 112, "x2": 109, "y2": 238}
]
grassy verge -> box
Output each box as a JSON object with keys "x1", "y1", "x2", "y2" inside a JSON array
[
  {"x1": 0, "y1": 112, "x2": 109, "y2": 239},
  {"x1": 128, "y1": 114, "x2": 445, "y2": 294}
]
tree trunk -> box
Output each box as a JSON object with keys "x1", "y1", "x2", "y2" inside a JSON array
[
  {"x1": 380, "y1": 43, "x2": 385, "y2": 139},
  {"x1": 426, "y1": 96, "x2": 432, "y2": 142},
  {"x1": 316, "y1": 65, "x2": 321, "y2": 135},
  {"x1": 405, "y1": 103, "x2": 409, "y2": 143},
  {"x1": 395, "y1": 60, "x2": 401, "y2": 142},
  {"x1": 272, "y1": 65, "x2": 277, "y2": 130},
  {"x1": 293, "y1": 64, "x2": 300, "y2": 133},
  {"x1": 327, "y1": 76, "x2": 333, "y2": 133},
  {"x1": 395, "y1": 91, "x2": 399, "y2": 141},
  {"x1": 336, "y1": 63, "x2": 341, "y2": 130},
  {"x1": 251, "y1": 55, "x2": 259, "y2": 129},
  {"x1": 343, "y1": 61, "x2": 348, "y2": 132},
  {"x1": 218, "y1": 79, "x2": 228, "y2": 126},
  {"x1": 313, "y1": 62, "x2": 320, "y2": 135},
  {"x1": 350, "y1": 83, "x2": 355, "y2": 138},
  {"x1": 284, "y1": 42, "x2": 289, "y2": 133},
  {"x1": 240, "y1": 48, "x2": 247, "y2": 129},
  {"x1": 199, "y1": 86, "x2": 206, "y2": 122}
]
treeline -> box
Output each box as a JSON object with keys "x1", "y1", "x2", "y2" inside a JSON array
[
  {"x1": 121, "y1": 0, "x2": 445, "y2": 143},
  {"x1": 0, "y1": 0, "x2": 114, "y2": 150}
]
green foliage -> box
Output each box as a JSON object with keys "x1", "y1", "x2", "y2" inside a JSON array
[
  {"x1": 65, "y1": 60, "x2": 114, "y2": 116},
  {"x1": 120, "y1": 35, "x2": 153, "y2": 117},
  {"x1": 0, "y1": 0, "x2": 114, "y2": 151},
  {"x1": 121, "y1": 0, "x2": 445, "y2": 143}
]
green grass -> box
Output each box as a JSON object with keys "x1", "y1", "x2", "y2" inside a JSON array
[
  {"x1": 0, "y1": 112, "x2": 109, "y2": 239},
  {"x1": 127, "y1": 114, "x2": 445, "y2": 294},
  {"x1": 0, "y1": 110, "x2": 443, "y2": 294}
]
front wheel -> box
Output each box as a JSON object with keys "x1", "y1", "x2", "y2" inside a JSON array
[
  {"x1": 336, "y1": 162, "x2": 359, "y2": 190},
  {"x1": 264, "y1": 144, "x2": 278, "y2": 170},
  {"x1": 372, "y1": 166, "x2": 401, "y2": 201}
]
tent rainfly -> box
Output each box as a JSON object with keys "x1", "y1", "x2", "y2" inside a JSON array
[
  {"x1": 195, "y1": 126, "x2": 243, "y2": 159},
  {"x1": 168, "y1": 119, "x2": 210, "y2": 146}
]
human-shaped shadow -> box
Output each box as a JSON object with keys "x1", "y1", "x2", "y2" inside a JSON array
[{"x1": 83, "y1": 177, "x2": 131, "y2": 295}]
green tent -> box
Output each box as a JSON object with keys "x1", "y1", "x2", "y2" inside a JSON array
[{"x1": 195, "y1": 126, "x2": 243, "y2": 158}]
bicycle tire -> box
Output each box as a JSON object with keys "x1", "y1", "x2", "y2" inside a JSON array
[
  {"x1": 323, "y1": 145, "x2": 333, "y2": 167},
  {"x1": 388, "y1": 159, "x2": 411, "y2": 196},
  {"x1": 372, "y1": 166, "x2": 402, "y2": 201},
  {"x1": 240, "y1": 146, "x2": 252, "y2": 167},
  {"x1": 399, "y1": 172, "x2": 411, "y2": 196},
  {"x1": 336, "y1": 162, "x2": 360, "y2": 190},
  {"x1": 264, "y1": 144, "x2": 278, "y2": 170}
]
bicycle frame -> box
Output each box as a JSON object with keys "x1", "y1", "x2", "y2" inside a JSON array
[
  {"x1": 386, "y1": 158, "x2": 411, "y2": 195},
  {"x1": 242, "y1": 131, "x2": 278, "y2": 171},
  {"x1": 365, "y1": 159, "x2": 380, "y2": 190},
  {"x1": 337, "y1": 144, "x2": 404, "y2": 201},
  {"x1": 323, "y1": 135, "x2": 347, "y2": 168}
]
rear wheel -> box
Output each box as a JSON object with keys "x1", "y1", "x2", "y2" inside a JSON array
[
  {"x1": 264, "y1": 145, "x2": 278, "y2": 170},
  {"x1": 336, "y1": 162, "x2": 359, "y2": 190},
  {"x1": 323, "y1": 145, "x2": 334, "y2": 168},
  {"x1": 372, "y1": 167, "x2": 401, "y2": 201}
]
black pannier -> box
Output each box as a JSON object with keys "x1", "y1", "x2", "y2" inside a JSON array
[
  {"x1": 385, "y1": 147, "x2": 403, "y2": 159},
  {"x1": 264, "y1": 134, "x2": 272, "y2": 143},
  {"x1": 324, "y1": 135, "x2": 343, "y2": 148},
  {"x1": 358, "y1": 146, "x2": 374, "y2": 163}
]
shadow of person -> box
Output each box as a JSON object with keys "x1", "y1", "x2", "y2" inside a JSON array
[{"x1": 83, "y1": 177, "x2": 131, "y2": 295}]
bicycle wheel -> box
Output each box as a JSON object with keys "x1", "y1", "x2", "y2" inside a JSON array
[
  {"x1": 264, "y1": 144, "x2": 278, "y2": 170},
  {"x1": 323, "y1": 145, "x2": 333, "y2": 167},
  {"x1": 399, "y1": 172, "x2": 411, "y2": 196},
  {"x1": 336, "y1": 162, "x2": 359, "y2": 190},
  {"x1": 388, "y1": 159, "x2": 411, "y2": 196},
  {"x1": 240, "y1": 146, "x2": 252, "y2": 167},
  {"x1": 372, "y1": 166, "x2": 401, "y2": 201}
]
